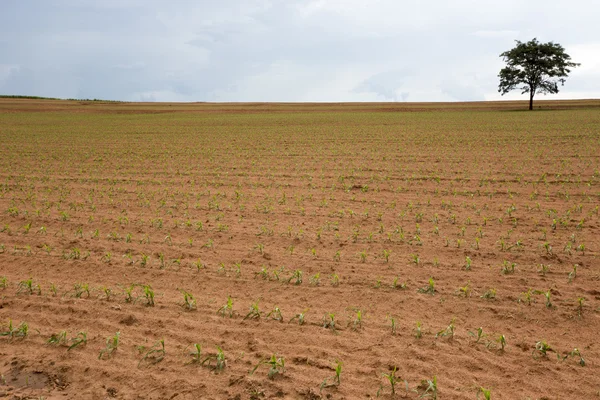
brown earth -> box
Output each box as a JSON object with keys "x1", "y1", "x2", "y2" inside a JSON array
[{"x1": 0, "y1": 99, "x2": 599, "y2": 399}]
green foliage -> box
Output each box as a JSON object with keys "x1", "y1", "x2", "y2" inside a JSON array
[{"x1": 498, "y1": 38, "x2": 580, "y2": 110}]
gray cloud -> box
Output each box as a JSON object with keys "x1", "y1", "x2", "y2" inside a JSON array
[{"x1": 0, "y1": 0, "x2": 598, "y2": 101}]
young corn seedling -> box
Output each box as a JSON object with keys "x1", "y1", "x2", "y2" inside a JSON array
[
  {"x1": 309, "y1": 272, "x2": 321, "y2": 286},
  {"x1": 17, "y1": 278, "x2": 40, "y2": 295},
  {"x1": 501, "y1": 260, "x2": 516, "y2": 275},
  {"x1": 534, "y1": 289, "x2": 552, "y2": 308},
  {"x1": 251, "y1": 355, "x2": 285, "y2": 379},
  {"x1": 358, "y1": 250, "x2": 367, "y2": 263},
  {"x1": 73, "y1": 283, "x2": 90, "y2": 298},
  {"x1": 568, "y1": 264, "x2": 577, "y2": 283},
  {"x1": 436, "y1": 318, "x2": 455, "y2": 339},
  {"x1": 419, "y1": 375, "x2": 438, "y2": 399},
  {"x1": 387, "y1": 315, "x2": 397, "y2": 335},
  {"x1": 323, "y1": 313, "x2": 336, "y2": 331},
  {"x1": 330, "y1": 273, "x2": 340, "y2": 287},
  {"x1": 391, "y1": 276, "x2": 407, "y2": 290},
  {"x1": 321, "y1": 360, "x2": 343, "y2": 389},
  {"x1": 287, "y1": 269, "x2": 303, "y2": 285},
  {"x1": 495, "y1": 335, "x2": 506, "y2": 351},
  {"x1": 98, "y1": 332, "x2": 120, "y2": 360},
  {"x1": 68, "y1": 331, "x2": 87, "y2": 351},
  {"x1": 457, "y1": 281, "x2": 471, "y2": 297},
  {"x1": 142, "y1": 285, "x2": 155, "y2": 306},
  {"x1": 351, "y1": 309, "x2": 363, "y2": 331},
  {"x1": 0, "y1": 320, "x2": 29, "y2": 339},
  {"x1": 201, "y1": 346, "x2": 226, "y2": 371},
  {"x1": 478, "y1": 387, "x2": 491, "y2": 400},
  {"x1": 417, "y1": 278, "x2": 436, "y2": 295},
  {"x1": 188, "y1": 343, "x2": 203, "y2": 364},
  {"x1": 138, "y1": 339, "x2": 165, "y2": 367},
  {"x1": 47, "y1": 330, "x2": 68, "y2": 346},
  {"x1": 464, "y1": 256, "x2": 472, "y2": 271},
  {"x1": 244, "y1": 300, "x2": 262, "y2": 320},
  {"x1": 180, "y1": 289, "x2": 196, "y2": 311},
  {"x1": 480, "y1": 288, "x2": 496, "y2": 300},
  {"x1": 532, "y1": 340, "x2": 553, "y2": 359},
  {"x1": 411, "y1": 253, "x2": 420, "y2": 265},
  {"x1": 265, "y1": 306, "x2": 284, "y2": 322},
  {"x1": 468, "y1": 327, "x2": 485, "y2": 344},
  {"x1": 217, "y1": 295, "x2": 234, "y2": 318},
  {"x1": 380, "y1": 366, "x2": 406, "y2": 396},
  {"x1": 558, "y1": 348, "x2": 585, "y2": 367},
  {"x1": 382, "y1": 249, "x2": 391, "y2": 263},
  {"x1": 414, "y1": 321, "x2": 423, "y2": 339},
  {"x1": 577, "y1": 297, "x2": 585, "y2": 317},
  {"x1": 538, "y1": 263, "x2": 550, "y2": 276},
  {"x1": 0, "y1": 276, "x2": 7, "y2": 289},
  {"x1": 289, "y1": 309, "x2": 308, "y2": 325}
]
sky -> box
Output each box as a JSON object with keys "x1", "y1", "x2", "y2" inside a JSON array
[{"x1": 1, "y1": 0, "x2": 599, "y2": 102}]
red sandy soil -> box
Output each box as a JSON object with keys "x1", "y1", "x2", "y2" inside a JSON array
[{"x1": 0, "y1": 99, "x2": 599, "y2": 399}]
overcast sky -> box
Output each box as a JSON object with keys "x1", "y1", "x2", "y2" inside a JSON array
[{"x1": 1, "y1": 0, "x2": 599, "y2": 102}]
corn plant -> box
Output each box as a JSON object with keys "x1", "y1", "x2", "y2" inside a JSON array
[
  {"x1": 251, "y1": 355, "x2": 285, "y2": 379},
  {"x1": 419, "y1": 375, "x2": 438, "y2": 399},
  {"x1": 568, "y1": 264, "x2": 577, "y2": 283},
  {"x1": 330, "y1": 273, "x2": 340, "y2": 287},
  {"x1": 495, "y1": 335, "x2": 506, "y2": 351},
  {"x1": 142, "y1": 285, "x2": 155, "y2": 306},
  {"x1": 417, "y1": 278, "x2": 436, "y2": 295},
  {"x1": 534, "y1": 289, "x2": 552, "y2": 308},
  {"x1": 532, "y1": 340, "x2": 553, "y2": 359},
  {"x1": 265, "y1": 306, "x2": 283, "y2": 322},
  {"x1": 478, "y1": 387, "x2": 491, "y2": 400},
  {"x1": 382, "y1": 249, "x2": 391, "y2": 263},
  {"x1": 538, "y1": 264, "x2": 549, "y2": 276},
  {"x1": 464, "y1": 256, "x2": 472, "y2": 271},
  {"x1": 411, "y1": 253, "x2": 420, "y2": 265},
  {"x1": 558, "y1": 348, "x2": 585, "y2": 367},
  {"x1": 358, "y1": 250, "x2": 367, "y2": 263},
  {"x1": 0, "y1": 320, "x2": 28, "y2": 339},
  {"x1": 73, "y1": 283, "x2": 90, "y2": 298},
  {"x1": 414, "y1": 321, "x2": 423, "y2": 339},
  {"x1": 68, "y1": 331, "x2": 87, "y2": 351},
  {"x1": 457, "y1": 282, "x2": 471, "y2": 297},
  {"x1": 387, "y1": 315, "x2": 397, "y2": 335},
  {"x1": 188, "y1": 343, "x2": 203, "y2": 364},
  {"x1": 309, "y1": 272, "x2": 321, "y2": 286},
  {"x1": 320, "y1": 360, "x2": 342, "y2": 389},
  {"x1": 351, "y1": 308, "x2": 362, "y2": 331},
  {"x1": 17, "y1": 278, "x2": 40, "y2": 295},
  {"x1": 289, "y1": 310, "x2": 307, "y2": 325},
  {"x1": 436, "y1": 318, "x2": 455, "y2": 339},
  {"x1": 217, "y1": 295, "x2": 234, "y2": 318},
  {"x1": 138, "y1": 339, "x2": 165, "y2": 367},
  {"x1": 48, "y1": 330, "x2": 68, "y2": 346},
  {"x1": 392, "y1": 276, "x2": 407, "y2": 290},
  {"x1": 468, "y1": 327, "x2": 485, "y2": 344},
  {"x1": 0, "y1": 276, "x2": 7, "y2": 289},
  {"x1": 180, "y1": 289, "x2": 196, "y2": 311},
  {"x1": 501, "y1": 260, "x2": 516, "y2": 275},
  {"x1": 480, "y1": 288, "x2": 496, "y2": 300},
  {"x1": 323, "y1": 313, "x2": 336, "y2": 331},
  {"x1": 244, "y1": 300, "x2": 262, "y2": 320},
  {"x1": 287, "y1": 270, "x2": 303, "y2": 285},
  {"x1": 380, "y1": 366, "x2": 405, "y2": 396},
  {"x1": 201, "y1": 346, "x2": 226, "y2": 371},
  {"x1": 98, "y1": 332, "x2": 120, "y2": 360}
]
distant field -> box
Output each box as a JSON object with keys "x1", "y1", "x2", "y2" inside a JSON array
[{"x1": 1, "y1": 99, "x2": 599, "y2": 399}]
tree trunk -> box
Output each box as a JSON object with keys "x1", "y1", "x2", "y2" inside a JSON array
[{"x1": 529, "y1": 90, "x2": 534, "y2": 110}]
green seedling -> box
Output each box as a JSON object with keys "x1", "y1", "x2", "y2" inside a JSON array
[
  {"x1": 309, "y1": 272, "x2": 321, "y2": 286},
  {"x1": 457, "y1": 281, "x2": 471, "y2": 297},
  {"x1": 142, "y1": 285, "x2": 155, "y2": 306},
  {"x1": 464, "y1": 256, "x2": 472, "y2": 271},
  {"x1": 287, "y1": 269, "x2": 303, "y2": 285},
  {"x1": 0, "y1": 320, "x2": 28, "y2": 339},
  {"x1": 576, "y1": 297, "x2": 585, "y2": 317},
  {"x1": 351, "y1": 309, "x2": 362, "y2": 331},
  {"x1": 519, "y1": 289, "x2": 533, "y2": 305},
  {"x1": 419, "y1": 375, "x2": 438, "y2": 399},
  {"x1": 180, "y1": 290, "x2": 196, "y2": 311},
  {"x1": 218, "y1": 295, "x2": 234, "y2": 317},
  {"x1": 188, "y1": 343, "x2": 203, "y2": 364},
  {"x1": 68, "y1": 331, "x2": 87, "y2": 351},
  {"x1": 265, "y1": 306, "x2": 283, "y2": 321},
  {"x1": 331, "y1": 273, "x2": 340, "y2": 287},
  {"x1": 532, "y1": 340, "x2": 553, "y2": 359},
  {"x1": 387, "y1": 315, "x2": 397, "y2": 335},
  {"x1": 411, "y1": 253, "x2": 420, "y2": 265},
  {"x1": 436, "y1": 319, "x2": 455, "y2": 339},
  {"x1": 382, "y1": 249, "x2": 391, "y2": 263},
  {"x1": 244, "y1": 300, "x2": 262, "y2": 320},
  {"x1": 321, "y1": 360, "x2": 343, "y2": 389},
  {"x1": 481, "y1": 288, "x2": 496, "y2": 300},
  {"x1": 138, "y1": 339, "x2": 165, "y2": 367},
  {"x1": 478, "y1": 387, "x2": 491, "y2": 400},
  {"x1": 568, "y1": 264, "x2": 577, "y2": 283},
  {"x1": 468, "y1": 327, "x2": 485, "y2": 344},
  {"x1": 533, "y1": 289, "x2": 552, "y2": 308},
  {"x1": 99, "y1": 332, "x2": 120, "y2": 360},
  {"x1": 418, "y1": 278, "x2": 436, "y2": 295},
  {"x1": 47, "y1": 330, "x2": 68, "y2": 346},
  {"x1": 289, "y1": 309, "x2": 308, "y2": 325},
  {"x1": 255, "y1": 266, "x2": 269, "y2": 280},
  {"x1": 358, "y1": 250, "x2": 367, "y2": 263},
  {"x1": 323, "y1": 313, "x2": 336, "y2": 331},
  {"x1": 414, "y1": 321, "x2": 423, "y2": 339},
  {"x1": 17, "y1": 278, "x2": 40, "y2": 295},
  {"x1": 201, "y1": 346, "x2": 226, "y2": 371},
  {"x1": 501, "y1": 260, "x2": 516, "y2": 275},
  {"x1": 558, "y1": 348, "x2": 585, "y2": 367},
  {"x1": 251, "y1": 354, "x2": 285, "y2": 379},
  {"x1": 391, "y1": 276, "x2": 407, "y2": 289},
  {"x1": 380, "y1": 366, "x2": 406, "y2": 396},
  {"x1": 495, "y1": 335, "x2": 506, "y2": 351},
  {"x1": 0, "y1": 276, "x2": 7, "y2": 289},
  {"x1": 73, "y1": 283, "x2": 90, "y2": 298},
  {"x1": 124, "y1": 284, "x2": 136, "y2": 303}
]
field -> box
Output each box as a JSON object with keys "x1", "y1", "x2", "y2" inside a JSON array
[{"x1": 1, "y1": 98, "x2": 599, "y2": 399}]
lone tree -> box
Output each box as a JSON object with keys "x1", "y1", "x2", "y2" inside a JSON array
[{"x1": 498, "y1": 38, "x2": 580, "y2": 110}]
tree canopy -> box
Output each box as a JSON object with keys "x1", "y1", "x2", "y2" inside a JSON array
[{"x1": 498, "y1": 38, "x2": 580, "y2": 110}]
